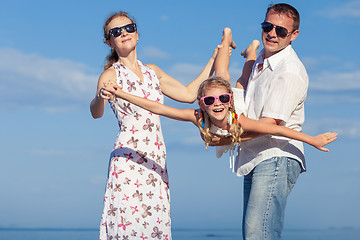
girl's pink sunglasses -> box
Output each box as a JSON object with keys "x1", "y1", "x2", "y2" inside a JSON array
[{"x1": 200, "y1": 93, "x2": 232, "y2": 106}]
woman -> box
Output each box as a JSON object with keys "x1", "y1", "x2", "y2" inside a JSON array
[{"x1": 90, "y1": 11, "x2": 217, "y2": 239}]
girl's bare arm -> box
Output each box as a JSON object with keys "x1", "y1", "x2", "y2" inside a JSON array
[
  {"x1": 238, "y1": 115, "x2": 338, "y2": 152},
  {"x1": 114, "y1": 87, "x2": 198, "y2": 124}
]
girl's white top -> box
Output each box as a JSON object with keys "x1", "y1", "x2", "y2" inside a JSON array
[{"x1": 206, "y1": 88, "x2": 247, "y2": 171}]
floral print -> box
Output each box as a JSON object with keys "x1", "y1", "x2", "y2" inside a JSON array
[{"x1": 99, "y1": 61, "x2": 171, "y2": 239}]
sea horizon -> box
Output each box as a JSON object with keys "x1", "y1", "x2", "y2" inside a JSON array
[
  {"x1": 1, "y1": 226, "x2": 359, "y2": 231},
  {"x1": 1, "y1": 226, "x2": 360, "y2": 240}
]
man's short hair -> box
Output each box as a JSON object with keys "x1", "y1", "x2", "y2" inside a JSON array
[{"x1": 266, "y1": 3, "x2": 300, "y2": 31}]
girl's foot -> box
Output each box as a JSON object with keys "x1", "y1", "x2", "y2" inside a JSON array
[
  {"x1": 222, "y1": 27, "x2": 236, "y2": 49},
  {"x1": 241, "y1": 40, "x2": 260, "y2": 58}
]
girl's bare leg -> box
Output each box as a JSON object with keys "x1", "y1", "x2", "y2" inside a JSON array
[
  {"x1": 236, "y1": 40, "x2": 260, "y2": 89},
  {"x1": 215, "y1": 27, "x2": 236, "y2": 82}
]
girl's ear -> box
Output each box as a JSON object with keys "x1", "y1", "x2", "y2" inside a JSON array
[{"x1": 198, "y1": 101, "x2": 206, "y2": 111}]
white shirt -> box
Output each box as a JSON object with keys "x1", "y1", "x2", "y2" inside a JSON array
[{"x1": 235, "y1": 45, "x2": 309, "y2": 177}]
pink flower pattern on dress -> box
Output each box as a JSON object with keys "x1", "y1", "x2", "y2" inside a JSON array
[{"x1": 99, "y1": 61, "x2": 171, "y2": 240}]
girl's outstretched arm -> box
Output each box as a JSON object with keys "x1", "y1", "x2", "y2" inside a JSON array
[
  {"x1": 238, "y1": 115, "x2": 338, "y2": 152},
  {"x1": 112, "y1": 85, "x2": 198, "y2": 124}
]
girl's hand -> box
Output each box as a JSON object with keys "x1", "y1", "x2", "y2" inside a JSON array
[
  {"x1": 98, "y1": 81, "x2": 118, "y2": 100},
  {"x1": 214, "y1": 43, "x2": 234, "y2": 58},
  {"x1": 312, "y1": 132, "x2": 338, "y2": 152},
  {"x1": 114, "y1": 85, "x2": 125, "y2": 98}
]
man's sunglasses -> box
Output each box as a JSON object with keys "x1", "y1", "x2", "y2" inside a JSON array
[
  {"x1": 106, "y1": 23, "x2": 137, "y2": 40},
  {"x1": 200, "y1": 93, "x2": 232, "y2": 106},
  {"x1": 261, "y1": 22, "x2": 292, "y2": 38}
]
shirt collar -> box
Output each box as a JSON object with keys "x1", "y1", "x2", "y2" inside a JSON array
[{"x1": 260, "y1": 45, "x2": 293, "y2": 72}]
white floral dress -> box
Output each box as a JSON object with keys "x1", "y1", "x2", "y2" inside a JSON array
[{"x1": 99, "y1": 61, "x2": 171, "y2": 240}]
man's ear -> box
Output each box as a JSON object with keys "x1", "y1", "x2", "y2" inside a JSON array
[{"x1": 290, "y1": 29, "x2": 299, "y2": 42}]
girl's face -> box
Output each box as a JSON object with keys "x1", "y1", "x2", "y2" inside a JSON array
[
  {"x1": 105, "y1": 16, "x2": 139, "y2": 55},
  {"x1": 200, "y1": 85, "x2": 231, "y2": 129}
]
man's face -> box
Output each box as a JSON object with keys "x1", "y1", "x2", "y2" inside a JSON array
[{"x1": 262, "y1": 11, "x2": 299, "y2": 58}]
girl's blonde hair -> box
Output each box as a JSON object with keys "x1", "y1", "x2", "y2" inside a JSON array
[{"x1": 197, "y1": 77, "x2": 243, "y2": 148}]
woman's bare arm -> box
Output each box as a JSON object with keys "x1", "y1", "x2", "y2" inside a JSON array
[
  {"x1": 147, "y1": 47, "x2": 219, "y2": 103},
  {"x1": 90, "y1": 67, "x2": 116, "y2": 119}
]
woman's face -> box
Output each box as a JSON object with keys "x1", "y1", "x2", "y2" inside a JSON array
[
  {"x1": 105, "y1": 16, "x2": 139, "y2": 54},
  {"x1": 200, "y1": 85, "x2": 231, "y2": 129}
]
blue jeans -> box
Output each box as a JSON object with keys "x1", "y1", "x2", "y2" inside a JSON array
[{"x1": 242, "y1": 156, "x2": 301, "y2": 240}]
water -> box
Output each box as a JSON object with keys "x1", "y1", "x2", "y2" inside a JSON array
[{"x1": 0, "y1": 228, "x2": 359, "y2": 240}]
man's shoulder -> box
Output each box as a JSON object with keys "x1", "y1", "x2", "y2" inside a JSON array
[{"x1": 276, "y1": 47, "x2": 307, "y2": 75}]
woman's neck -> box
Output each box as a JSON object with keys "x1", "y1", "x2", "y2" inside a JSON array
[
  {"x1": 116, "y1": 48, "x2": 138, "y2": 68},
  {"x1": 117, "y1": 50, "x2": 144, "y2": 82}
]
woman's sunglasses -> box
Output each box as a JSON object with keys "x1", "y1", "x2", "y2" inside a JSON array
[
  {"x1": 106, "y1": 23, "x2": 137, "y2": 40},
  {"x1": 261, "y1": 22, "x2": 292, "y2": 38},
  {"x1": 200, "y1": 93, "x2": 232, "y2": 106}
]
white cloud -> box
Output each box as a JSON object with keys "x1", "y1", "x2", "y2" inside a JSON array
[
  {"x1": 303, "y1": 118, "x2": 360, "y2": 140},
  {"x1": 165, "y1": 61, "x2": 243, "y2": 87},
  {"x1": 0, "y1": 48, "x2": 98, "y2": 111},
  {"x1": 3, "y1": 46, "x2": 357, "y2": 114},
  {"x1": 310, "y1": 70, "x2": 360, "y2": 91},
  {"x1": 89, "y1": 175, "x2": 106, "y2": 185},
  {"x1": 140, "y1": 46, "x2": 170, "y2": 60},
  {"x1": 29, "y1": 149, "x2": 67, "y2": 157},
  {"x1": 307, "y1": 93, "x2": 360, "y2": 105},
  {"x1": 301, "y1": 56, "x2": 360, "y2": 101},
  {"x1": 160, "y1": 15, "x2": 169, "y2": 21},
  {"x1": 319, "y1": 0, "x2": 360, "y2": 18},
  {"x1": 167, "y1": 62, "x2": 205, "y2": 85},
  {"x1": 229, "y1": 61, "x2": 245, "y2": 83},
  {"x1": 302, "y1": 57, "x2": 330, "y2": 70},
  {"x1": 183, "y1": 135, "x2": 204, "y2": 145}
]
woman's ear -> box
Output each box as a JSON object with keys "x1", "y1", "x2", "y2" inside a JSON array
[
  {"x1": 108, "y1": 41, "x2": 113, "y2": 49},
  {"x1": 103, "y1": 37, "x2": 114, "y2": 48}
]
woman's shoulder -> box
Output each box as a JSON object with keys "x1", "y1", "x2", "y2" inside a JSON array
[
  {"x1": 145, "y1": 63, "x2": 160, "y2": 71},
  {"x1": 144, "y1": 63, "x2": 165, "y2": 80},
  {"x1": 98, "y1": 66, "x2": 117, "y2": 83}
]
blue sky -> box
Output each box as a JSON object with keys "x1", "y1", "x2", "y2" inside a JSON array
[{"x1": 0, "y1": 0, "x2": 359, "y2": 231}]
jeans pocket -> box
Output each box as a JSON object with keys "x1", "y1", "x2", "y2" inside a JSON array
[
  {"x1": 287, "y1": 158, "x2": 301, "y2": 190},
  {"x1": 287, "y1": 175, "x2": 296, "y2": 185}
]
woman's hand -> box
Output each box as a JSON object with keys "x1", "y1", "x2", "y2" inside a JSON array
[
  {"x1": 312, "y1": 132, "x2": 338, "y2": 152},
  {"x1": 211, "y1": 44, "x2": 221, "y2": 60}
]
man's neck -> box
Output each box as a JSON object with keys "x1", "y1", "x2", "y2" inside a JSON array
[{"x1": 263, "y1": 45, "x2": 290, "y2": 59}]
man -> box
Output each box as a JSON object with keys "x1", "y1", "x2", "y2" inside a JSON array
[{"x1": 235, "y1": 3, "x2": 308, "y2": 240}]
